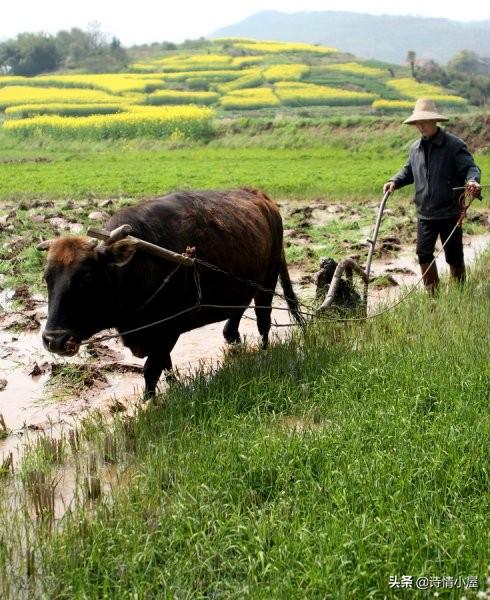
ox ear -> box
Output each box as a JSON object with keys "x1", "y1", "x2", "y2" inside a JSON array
[{"x1": 99, "y1": 239, "x2": 138, "y2": 267}]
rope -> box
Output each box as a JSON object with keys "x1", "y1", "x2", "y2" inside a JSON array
[
  {"x1": 80, "y1": 189, "x2": 478, "y2": 344},
  {"x1": 134, "y1": 263, "x2": 181, "y2": 313},
  {"x1": 314, "y1": 190, "x2": 476, "y2": 323},
  {"x1": 194, "y1": 257, "x2": 301, "y2": 308}
]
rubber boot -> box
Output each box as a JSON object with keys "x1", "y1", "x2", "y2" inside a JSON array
[
  {"x1": 420, "y1": 262, "x2": 439, "y2": 295},
  {"x1": 449, "y1": 264, "x2": 466, "y2": 284}
]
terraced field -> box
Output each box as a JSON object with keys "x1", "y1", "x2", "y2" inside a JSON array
[{"x1": 0, "y1": 37, "x2": 469, "y2": 140}]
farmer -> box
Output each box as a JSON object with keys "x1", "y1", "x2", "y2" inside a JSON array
[{"x1": 383, "y1": 98, "x2": 481, "y2": 292}]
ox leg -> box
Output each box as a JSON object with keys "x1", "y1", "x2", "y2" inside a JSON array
[
  {"x1": 254, "y1": 290, "x2": 274, "y2": 349},
  {"x1": 223, "y1": 309, "x2": 246, "y2": 344},
  {"x1": 143, "y1": 334, "x2": 179, "y2": 399}
]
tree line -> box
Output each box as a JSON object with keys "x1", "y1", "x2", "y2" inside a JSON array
[
  {"x1": 0, "y1": 26, "x2": 128, "y2": 76},
  {"x1": 407, "y1": 49, "x2": 489, "y2": 107}
]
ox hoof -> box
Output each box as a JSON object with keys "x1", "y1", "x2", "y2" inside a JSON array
[{"x1": 142, "y1": 389, "x2": 156, "y2": 402}]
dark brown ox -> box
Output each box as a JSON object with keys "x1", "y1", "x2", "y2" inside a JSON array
[{"x1": 40, "y1": 188, "x2": 304, "y2": 396}]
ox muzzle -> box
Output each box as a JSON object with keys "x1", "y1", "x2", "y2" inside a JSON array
[{"x1": 42, "y1": 329, "x2": 81, "y2": 356}]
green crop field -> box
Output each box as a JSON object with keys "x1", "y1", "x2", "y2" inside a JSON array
[{"x1": 1, "y1": 117, "x2": 488, "y2": 202}]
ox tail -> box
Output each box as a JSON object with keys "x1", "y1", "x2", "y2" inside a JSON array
[{"x1": 279, "y1": 251, "x2": 307, "y2": 328}]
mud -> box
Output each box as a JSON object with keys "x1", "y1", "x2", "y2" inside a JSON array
[
  {"x1": 0, "y1": 299, "x2": 294, "y2": 462},
  {"x1": 367, "y1": 232, "x2": 490, "y2": 304},
  {"x1": 0, "y1": 198, "x2": 489, "y2": 463},
  {"x1": 0, "y1": 157, "x2": 52, "y2": 165}
]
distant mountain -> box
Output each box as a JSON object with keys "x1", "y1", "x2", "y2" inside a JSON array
[{"x1": 212, "y1": 11, "x2": 490, "y2": 64}]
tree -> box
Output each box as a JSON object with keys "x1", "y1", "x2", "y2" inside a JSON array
[
  {"x1": 54, "y1": 26, "x2": 128, "y2": 72},
  {"x1": 415, "y1": 59, "x2": 448, "y2": 86},
  {"x1": 447, "y1": 50, "x2": 490, "y2": 76},
  {"x1": 0, "y1": 33, "x2": 60, "y2": 75},
  {"x1": 406, "y1": 50, "x2": 416, "y2": 78}
]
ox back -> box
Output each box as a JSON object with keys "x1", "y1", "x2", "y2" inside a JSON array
[{"x1": 41, "y1": 188, "x2": 303, "y2": 396}]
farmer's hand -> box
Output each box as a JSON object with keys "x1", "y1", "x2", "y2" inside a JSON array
[
  {"x1": 383, "y1": 181, "x2": 395, "y2": 195},
  {"x1": 466, "y1": 181, "x2": 481, "y2": 198}
]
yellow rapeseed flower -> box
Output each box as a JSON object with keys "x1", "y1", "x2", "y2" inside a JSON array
[
  {"x1": 5, "y1": 103, "x2": 123, "y2": 118},
  {"x1": 233, "y1": 41, "x2": 337, "y2": 54},
  {"x1": 371, "y1": 99, "x2": 414, "y2": 111},
  {"x1": 263, "y1": 64, "x2": 310, "y2": 82},
  {"x1": 146, "y1": 90, "x2": 219, "y2": 105},
  {"x1": 323, "y1": 62, "x2": 386, "y2": 77},
  {"x1": 220, "y1": 88, "x2": 280, "y2": 110},
  {"x1": 274, "y1": 82, "x2": 376, "y2": 106},
  {"x1": 386, "y1": 78, "x2": 466, "y2": 105},
  {"x1": 4, "y1": 105, "x2": 215, "y2": 140},
  {"x1": 0, "y1": 86, "x2": 119, "y2": 109}
]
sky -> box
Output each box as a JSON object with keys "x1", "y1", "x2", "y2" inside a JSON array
[{"x1": 1, "y1": 0, "x2": 489, "y2": 45}]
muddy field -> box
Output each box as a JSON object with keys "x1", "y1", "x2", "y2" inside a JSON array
[{"x1": 1, "y1": 196, "x2": 489, "y2": 463}]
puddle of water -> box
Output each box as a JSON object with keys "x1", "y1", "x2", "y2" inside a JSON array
[
  {"x1": 0, "y1": 301, "x2": 294, "y2": 462},
  {"x1": 0, "y1": 231, "x2": 488, "y2": 463},
  {"x1": 368, "y1": 233, "x2": 490, "y2": 306}
]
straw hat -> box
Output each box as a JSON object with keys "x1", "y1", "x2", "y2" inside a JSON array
[{"x1": 403, "y1": 98, "x2": 449, "y2": 124}]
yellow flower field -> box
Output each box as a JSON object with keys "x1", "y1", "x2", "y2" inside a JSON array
[
  {"x1": 0, "y1": 74, "x2": 167, "y2": 94},
  {"x1": 233, "y1": 41, "x2": 338, "y2": 54},
  {"x1": 371, "y1": 99, "x2": 414, "y2": 112},
  {"x1": 162, "y1": 70, "x2": 242, "y2": 83},
  {"x1": 274, "y1": 82, "x2": 377, "y2": 106},
  {"x1": 5, "y1": 103, "x2": 123, "y2": 118},
  {"x1": 0, "y1": 36, "x2": 469, "y2": 138},
  {"x1": 323, "y1": 62, "x2": 387, "y2": 77},
  {"x1": 152, "y1": 54, "x2": 234, "y2": 71},
  {"x1": 263, "y1": 64, "x2": 310, "y2": 82},
  {"x1": 220, "y1": 88, "x2": 280, "y2": 110},
  {"x1": 0, "y1": 86, "x2": 120, "y2": 109},
  {"x1": 146, "y1": 90, "x2": 220, "y2": 105},
  {"x1": 4, "y1": 105, "x2": 215, "y2": 140},
  {"x1": 230, "y1": 56, "x2": 266, "y2": 67},
  {"x1": 37, "y1": 74, "x2": 166, "y2": 94},
  {"x1": 387, "y1": 78, "x2": 467, "y2": 105},
  {"x1": 217, "y1": 69, "x2": 265, "y2": 93}
]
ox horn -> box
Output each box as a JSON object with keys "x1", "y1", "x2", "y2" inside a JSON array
[{"x1": 37, "y1": 240, "x2": 52, "y2": 251}]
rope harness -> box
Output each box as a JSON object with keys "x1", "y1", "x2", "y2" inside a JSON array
[{"x1": 79, "y1": 188, "x2": 478, "y2": 345}]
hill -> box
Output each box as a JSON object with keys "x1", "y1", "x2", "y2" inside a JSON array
[
  {"x1": 212, "y1": 11, "x2": 490, "y2": 64},
  {"x1": 0, "y1": 37, "x2": 471, "y2": 141}
]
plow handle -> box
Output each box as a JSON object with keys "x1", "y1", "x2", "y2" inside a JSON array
[{"x1": 362, "y1": 190, "x2": 391, "y2": 307}]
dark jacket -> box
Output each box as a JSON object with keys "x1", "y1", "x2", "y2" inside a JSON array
[{"x1": 390, "y1": 128, "x2": 481, "y2": 220}]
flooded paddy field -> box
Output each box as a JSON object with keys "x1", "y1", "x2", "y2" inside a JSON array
[
  {"x1": 1, "y1": 195, "x2": 488, "y2": 465},
  {"x1": 0, "y1": 192, "x2": 488, "y2": 599}
]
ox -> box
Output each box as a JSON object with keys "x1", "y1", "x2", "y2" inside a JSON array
[{"x1": 39, "y1": 189, "x2": 304, "y2": 396}]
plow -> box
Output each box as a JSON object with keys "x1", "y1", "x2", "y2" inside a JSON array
[
  {"x1": 82, "y1": 188, "x2": 403, "y2": 335},
  {"x1": 83, "y1": 183, "x2": 482, "y2": 335}
]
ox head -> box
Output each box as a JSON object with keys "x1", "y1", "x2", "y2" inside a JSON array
[{"x1": 38, "y1": 236, "x2": 138, "y2": 356}]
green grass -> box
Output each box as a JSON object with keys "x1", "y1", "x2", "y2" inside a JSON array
[
  {"x1": 0, "y1": 116, "x2": 487, "y2": 202},
  {"x1": 2, "y1": 254, "x2": 488, "y2": 598},
  {"x1": 0, "y1": 145, "x2": 407, "y2": 201}
]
